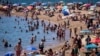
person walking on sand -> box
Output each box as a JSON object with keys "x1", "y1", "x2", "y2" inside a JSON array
[{"x1": 14, "y1": 42, "x2": 23, "y2": 56}]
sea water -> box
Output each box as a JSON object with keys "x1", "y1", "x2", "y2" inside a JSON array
[{"x1": 0, "y1": 16, "x2": 70, "y2": 56}]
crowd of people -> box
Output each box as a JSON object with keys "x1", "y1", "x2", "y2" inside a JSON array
[{"x1": 0, "y1": 1, "x2": 100, "y2": 56}]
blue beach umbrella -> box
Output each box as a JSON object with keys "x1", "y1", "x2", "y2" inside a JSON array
[
  {"x1": 5, "y1": 51, "x2": 14, "y2": 56},
  {"x1": 85, "y1": 43, "x2": 98, "y2": 49},
  {"x1": 62, "y1": 6, "x2": 69, "y2": 16},
  {"x1": 62, "y1": 10, "x2": 69, "y2": 16},
  {"x1": 26, "y1": 46, "x2": 37, "y2": 51}
]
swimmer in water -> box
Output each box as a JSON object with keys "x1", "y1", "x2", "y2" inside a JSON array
[{"x1": 30, "y1": 37, "x2": 34, "y2": 44}]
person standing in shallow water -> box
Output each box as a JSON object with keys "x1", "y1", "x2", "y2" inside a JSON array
[
  {"x1": 39, "y1": 40, "x2": 44, "y2": 54},
  {"x1": 4, "y1": 40, "x2": 8, "y2": 48},
  {"x1": 14, "y1": 42, "x2": 23, "y2": 56},
  {"x1": 30, "y1": 37, "x2": 34, "y2": 44}
]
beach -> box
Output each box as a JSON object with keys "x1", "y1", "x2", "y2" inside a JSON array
[{"x1": 0, "y1": 2, "x2": 100, "y2": 56}]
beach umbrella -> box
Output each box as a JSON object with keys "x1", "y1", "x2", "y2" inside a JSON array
[
  {"x1": 13, "y1": 3, "x2": 19, "y2": 6},
  {"x1": 5, "y1": 51, "x2": 14, "y2": 56},
  {"x1": 85, "y1": 43, "x2": 98, "y2": 49},
  {"x1": 67, "y1": 3, "x2": 74, "y2": 6},
  {"x1": 43, "y1": 6, "x2": 48, "y2": 9},
  {"x1": 91, "y1": 37, "x2": 100, "y2": 43},
  {"x1": 26, "y1": 46, "x2": 37, "y2": 51},
  {"x1": 21, "y1": 3, "x2": 27, "y2": 6},
  {"x1": 41, "y1": 3, "x2": 47, "y2": 6},
  {"x1": 36, "y1": 6, "x2": 41, "y2": 9},
  {"x1": 80, "y1": 29, "x2": 92, "y2": 35},
  {"x1": 27, "y1": 6, "x2": 33, "y2": 10},
  {"x1": 78, "y1": 2, "x2": 83, "y2": 5},
  {"x1": 96, "y1": 1, "x2": 100, "y2": 4},
  {"x1": 59, "y1": 1, "x2": 64, "y2": 3},
  {"x1": 62, "y1": 10, "x2": 69, "y2": 16},
  {"x1": 21, "y1": 3, "x2": 27, "y2": 5},
  {"x1": 62, "y1": 6, "x2": 68, "y2": 9},
  {"x1": 83, "y1": 4, "x2": 91, "y2": 7},
  {"x1": 3, "y1": 6, "x2": 9, "y2": 9},
  {"x1": 50, "y1": 6, "x2": 55, "y2": 10},
  {"x1": 96, "y1": 1, "x2": 100, "y2": 6},
  {"x1": 62, "y1": 6, "x2": 70, "y2": 16},
  {"x1": 90, "y1": 5, "x2": 96, "y2": 11}
]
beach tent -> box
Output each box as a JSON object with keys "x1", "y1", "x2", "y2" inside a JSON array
[
  {"x1": 27, "y1": 6, "x2": 33, "y2": 10},
  {"x1": 62, "y1": 6, "x2": 69, "y2": 16}
]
